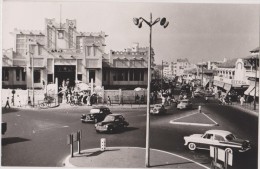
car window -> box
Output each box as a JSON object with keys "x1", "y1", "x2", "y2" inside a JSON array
[
  {"x1": 90, "y1": 109, "x2": 100, "y2": 113},
  {"x1": 226, "y1": 134, "x2": 236, "y2": 141},
  {"x1": 103, "y1": 115, "x2": 115, "y2": 122},
  {"x1": 215, "y1": 135, "x2": 225, "y2": 141},
  {"x1": 203, "y1": 134, "x2": 213, "y2": 139}
]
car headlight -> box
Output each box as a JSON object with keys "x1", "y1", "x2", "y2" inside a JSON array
[
  {"x1": 95, "y1": 124, "x2": 98, "y2": 127},
  {"x1": 105, "y1": 125, "x2": 108, "y2": 128}
]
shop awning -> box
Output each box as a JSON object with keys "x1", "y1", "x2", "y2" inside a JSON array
[
  {"x1": 249, "y1": 86, "x2": 259, "y2": 97},
  {"x1": 244, "y1": 85, "x2": 254, "y2": 95},
  {"x1": 213, "y1": 80, "x2": 224, "y2": 88},
  {"x1": 224, "y1": 83, "x2": 232, "y2": 92}
]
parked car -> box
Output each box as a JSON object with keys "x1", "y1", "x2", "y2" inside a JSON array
[
  {"x1": 95, "y1": 114, "x2": 129, "y2": 133},
  {"x1": 177, "y1": 99, "x2": 193, "y2": 110},
  {"x1": 2, "y1": 122, "x2": 7, "y2": 135},
  {"x1": 150, "y1": 104, "x2": 166, "y2": 115},
  {"x1": 81, "y1": 106, "x2": 112, "y2": 123},
  {"x1": 184, "y1": 130, "x2": 251, "y2": 152}
]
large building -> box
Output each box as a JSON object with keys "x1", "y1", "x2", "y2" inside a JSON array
[
  {"x1": 102, "y1": 43, "x2": 151, "y2": 89},
  {"x1": 2, "y1": 18, "x2": 107, "y2": 89}
]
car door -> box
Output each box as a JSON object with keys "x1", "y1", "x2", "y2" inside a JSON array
[{"x1": 200, "y1": 133, "x2": 215, "y2": 149}]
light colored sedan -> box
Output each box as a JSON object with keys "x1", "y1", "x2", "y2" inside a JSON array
[
  {"x1": 150, "y1": 104, "x2": 166, "y2": 115},
  {"x1": 184, "y1": 130, "x2": 251, "y2": 152},
  {"x1": 177, "y1": 99, "x2": 192, "y2": 110}
]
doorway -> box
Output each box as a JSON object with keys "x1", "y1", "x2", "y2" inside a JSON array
[{"x1": 54, "y1": 65, "x2": 76, "y2": 87}]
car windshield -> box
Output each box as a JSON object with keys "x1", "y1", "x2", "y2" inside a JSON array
[
  {"x1": 90, "y1": 109, "x2": 100, "y2": 113},
  {"x1": 225, "y1": 134, "x2": 236, "y2": 141},
  {"x1": 103, "y1": 115, "x2": 115, "y2": 122},
  {"x1": 155, "y1": 105, "x2": 162, "y2": 108},
  {"x1": 181, "y1": 101, "x2": 188, "y2": 104}
]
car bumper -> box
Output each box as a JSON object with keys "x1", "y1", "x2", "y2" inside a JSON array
[
  {"x1": 95, "y1": 126, "x2": 108, "y2": 132},
  {"x1": 239, "y1": 147, "x2": 251, "y2": 152},
  {"x1": 81, "y1": 117, "x2": 94, "y2": 123}
]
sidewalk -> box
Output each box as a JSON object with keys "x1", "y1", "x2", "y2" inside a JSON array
[{"x1": 63, "y1": 147, "x2": 210, "y2": 168}]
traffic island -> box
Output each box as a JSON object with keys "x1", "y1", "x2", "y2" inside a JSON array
[
  {"x1": 63, "y1": 147, "x2": 210, "y2": 168},
  {"x1": 169, "y1": 110, "x2": 219, "y2": 127}
]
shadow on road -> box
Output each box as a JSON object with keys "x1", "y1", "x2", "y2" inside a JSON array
[
  {"x1": 82, "y1": 149, "x2": 120, "y2": 157},
  {"x1": 2, "y1": 137, "x2": 30, "y2": 146},
  {"x1": 1, "y1": 108, "x2": 20, "y2": 114}
]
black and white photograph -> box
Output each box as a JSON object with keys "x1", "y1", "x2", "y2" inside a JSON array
[{"x1": 1, "y1": 0, "x2": 259, "y2": 168}]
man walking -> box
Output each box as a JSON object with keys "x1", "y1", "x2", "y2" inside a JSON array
[{"x1": 5, "y1": 97, "x2": 11, "y2": 109}]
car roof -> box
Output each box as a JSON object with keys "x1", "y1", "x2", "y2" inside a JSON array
[
  {"x1": 206, "y1": 130, "x2": 232, "y2": 136},
  {"x1": 92, "y1": 106, "x2": 109, "y2": 109}
]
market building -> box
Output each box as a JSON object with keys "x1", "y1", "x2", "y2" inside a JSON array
[
  {"x1": 102, "y1": 43, "x2": 152, "y2": 90},
  {"x1": 213, "y1": 57, "x2": 257, "y2": 98},
  {"x1": 2, "y1": 18, "x2": 107, "y2": 89}
]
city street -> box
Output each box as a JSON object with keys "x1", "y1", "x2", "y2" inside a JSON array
[{"x1": 1, "y1": 97, "x2": 258, "y2": 168}]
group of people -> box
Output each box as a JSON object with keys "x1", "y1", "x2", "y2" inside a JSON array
[
  {"x1": 4, "y1": 95, "x2": 22, "y2": 109},
  {"x1": 63, "y1": 87, "x2": 97, "y2": 106}
]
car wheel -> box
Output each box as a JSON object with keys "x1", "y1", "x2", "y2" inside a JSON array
[
  {"x1": 188, "y1": 142, "x2": 196, "y2": 151},
  {"x1": 94, "y1": 118, "x2": 98, "y2": 124},
  {"x1": 96, "y1": 130, "x2": 100, "y2": 133},
  {"x1": 108, "y1": 127, "x2": 113, "y2": 133}
]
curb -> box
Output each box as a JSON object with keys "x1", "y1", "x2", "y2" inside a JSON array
[{"x1": 62, "y1": 147, "x2": 210, "y2": 169}]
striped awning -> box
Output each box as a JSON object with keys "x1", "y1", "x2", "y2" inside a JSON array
[{"x1": 244, "y1": 85, "x2": 254, "y2": 95}]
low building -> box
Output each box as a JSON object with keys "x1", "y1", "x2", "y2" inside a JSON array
[{"x1": 102, "y1": 43, "x2": 152, "y2": 90}]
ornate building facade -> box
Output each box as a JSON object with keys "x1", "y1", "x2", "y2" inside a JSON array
[{"x1": 2, "y1": 18, "x2": 107, "y2": 89}]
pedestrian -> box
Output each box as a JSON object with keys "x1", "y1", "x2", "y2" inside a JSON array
[
  {"x1": 17, "y1": 95, "x2": 21, "y2": 107},
  {"x1": 87, "y1": 95, "x2": 91, "y2": 106},
  {"x1": 240, "y1": 95, "x2": 245, "y2": 106},
  {"x1": 135, "y1": 94, "x2": 140, "y2": 104},
  {"x1": 28, "y1": 96, "x2": 31, "y2": 106},
  {"x1": 5, "y1": 97, "x2": 11, "y2": 109},
  {"x1": 11, "y1": 96, "x2": 14, "y2": 106},
  {"x1": 107, "y1": 96, "x2": 111, "y2": 106}
]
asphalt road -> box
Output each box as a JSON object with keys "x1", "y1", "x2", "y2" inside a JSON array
[{"x1": 1, "y1": 97, "x2": 258, "y2": 168}]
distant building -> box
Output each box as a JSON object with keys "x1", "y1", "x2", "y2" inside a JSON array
[
  {"x1": 173, "y1": 58, "x2": 191, "y2": 77},
  {"x1": 213, "y1": 53, "x2": 259, "y2": 97},
  {"x1": 2, "y1": 18, "x2": 107, "y2": 89},
  {"x1": 102, "y1": 43, "x2": 153, "y2": 89}
]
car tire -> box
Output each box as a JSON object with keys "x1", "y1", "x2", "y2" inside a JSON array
[
  {"x1": 96, "y1": 130, "x2": 100, "y2": 133},
  {"x1": 108, "y1": 127, "x2": 113, "y2": 133},
  {"x1": 188, "y1": 142, "x2": 196, "y2": 151},
  {"x1": 94, "y1": 118, "x2": 98, "y2": 124}
]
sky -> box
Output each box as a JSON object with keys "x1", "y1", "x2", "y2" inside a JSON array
[{"x1": 1, "y1": 0, "x2": 259, "y2": 64}]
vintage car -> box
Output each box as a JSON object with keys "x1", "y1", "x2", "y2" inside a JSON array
[
  {"x1": 177, "y1": 99, "x2": 193, "y2": 110},
  {"x1": 184, "y1": 130, "x2": 251, "y2": 152},
  {"x1": 150, "y1": 104, "x2": 166, "y2": 115},
  {"x1": 81, "y1": 106, "x2": 112, "y2": 123},
  {"x1": 95, "y1": 114, "x2": 129, "y2": 133}
]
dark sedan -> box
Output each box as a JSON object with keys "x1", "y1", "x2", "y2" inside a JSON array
[
  {"x1": 81, "y1": 106, "x2": 112, "y2": 123},
  {"x1": 95, "y1": 114, "x2": 129, "y2": 133}
]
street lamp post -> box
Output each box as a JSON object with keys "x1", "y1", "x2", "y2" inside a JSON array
[
  {"x1": 252, "y1": 55, "x2": 258, "y2": 110},
  {"x1": 29, "y1": 43, "x2": 36, "y2": 107},
  {"x1": 133, "y1": 13, "x2": 169, "y2": 167}
]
